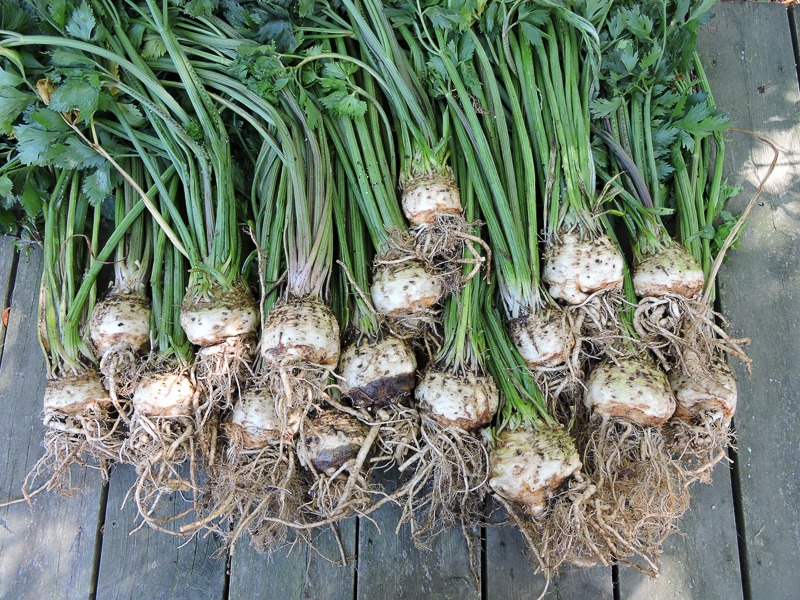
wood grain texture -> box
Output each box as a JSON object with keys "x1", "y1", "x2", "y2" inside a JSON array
[
  {"x1": 356, "y1": 472, "x2": 481, "y2": 600},
  {"x1": 95, "y1": 464, "x2": 227, "y2": 600},
  {"x1": 229, "y1": 518, "x2": 356, "y2": 600},
  {"x1": 485, "y1": 505, "x2": 613, "y2": 600},
  {"x1": 0, "y1": 236, "x2": 18, "y2": 361},
  {"x1": 0, "y1": 248, "x2": 103, "y2": 600},
  {"x1": 697, "y1": 3, "x2": 800, "y2": 600}
]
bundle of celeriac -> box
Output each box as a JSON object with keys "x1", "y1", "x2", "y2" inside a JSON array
[
  {"x1": 590, "y1": 0, "x2": 756, "y2": 477},
  {"x1": 0, "y1": 0, "x2": 769, "y2": 582},
  {"x1": 0, "y1": 8, "x2": 160, "y2": 498}
]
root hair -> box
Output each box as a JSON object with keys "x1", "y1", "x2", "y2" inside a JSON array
[
  {"x1": 190, "y1": 428, "x2": 304, "y2": 553},
  {"x1": 397, "y1": 417, "x2": 489, "y2": 549},
  {"x1": 633, "y1": 294, "x2": 750, "y2": 373},
  {"x1": 571, "y1": 290, "x2": 629, "y2": 360},
  {"x1": 578, "y1": 418, "x2": 690, "y2": 575},
  {"x1": 666, "y1": 415, "x2": 734, "y2": 484}
]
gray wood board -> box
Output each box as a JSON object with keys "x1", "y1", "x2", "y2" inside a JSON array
[
  {"x1": 0, "y1": 248, "x2": 103, "y2": 600},
  {"x1": 229, "y1": 518, "x2": 356, "y2": 600},
  {"x1": 95, "y1": 464, "x2": 227, "y2": 600},
  {"x1": 355, "y1": 471, "x2": 481, "y2": 600},
  {"x1": 699, "y1": 3, "x2": 800, "y2": 600},
  {"x1": 485, "y1": 503, "x2": 613, "y2": 600},
  {"x1": 0, "y1": 236, "x2": 18, "y2": 361}
]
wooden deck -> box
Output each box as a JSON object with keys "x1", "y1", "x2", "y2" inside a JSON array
[{"x1": 1, "y1": 3, "x2": 798, "y2": 598}]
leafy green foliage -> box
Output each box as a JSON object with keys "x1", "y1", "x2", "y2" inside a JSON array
[
  {"x1": 316, "y1": 61, "x2": 366, "y2": 117},
  {"x1": 231, "y1": 44, "x2": 288, "y2": 101},
  {"x1": 0, "y1": 86, "x2": 34, "y2": 134},
  {"x1": 426, "y1": 37, "x2": 480, "y2": 99},
  {"x1": 19, "y1": 179, "x2": 44, "y2": 216},
  {"x1": 670, "y1": 92, "x2": 729, "y2": 150},
  {"x1": 141, "y1": 35, "x2": 167, "y2": 59},
  {"x1": 593, "y1": 1, "x2": 730, "y2": 198},
  {"x1": 64, "y1": 1, "x2": 96, "y2": 40},
  {"x1": 0, "y1": 66, "x2": 25, "y2": 87},
  {"x1": 183, "y1": 0, "x2": 220, "y2": 17},
  {"x1": 598, "y1": 0, "x2": 713, "y2": 96},
  {"x1": 217, "y1": 0, "x2": 301, "y2": 52},
  {"x1": 0, "y1": 0, "x2": 38, "y2": 32},
  {"x1": 0, "y1": 176, "x2": 12, "y2": 199},
  {"x1": 30, "y1": 131, "x2": 104, "y2": 170},
  {"x1": 0, "y1": 142, "x2": 49, "y2": 235},
  {"x1": 710, "y1": 184, "x2": 744, "y2": 257},
  {"x1": 0, "y1": 208, "x2": 17, "y2": 233},
  {"x1": 81, "y1": 162, "x2": 113, "y2": 205},
  {"x1": 590, "y1": 96, "x2": 622, "y2": 119},
  {"x1": 116, "y1": 101, "x2": 146, "y2": 128},
  {"x1": 12, "y1": 99, "x2": 116, "y2": 206},
  {"x1": 48, "y1": 77, "x2": 102, "y2": 120}
]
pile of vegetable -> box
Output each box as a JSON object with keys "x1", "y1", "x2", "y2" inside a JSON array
[{"x1": 0, "y1": 0, "x2": 772, "y2": 582}]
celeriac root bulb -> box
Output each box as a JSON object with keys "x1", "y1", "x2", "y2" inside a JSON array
[
  {"x1": 584, "y1": 359, "x2": 676, "y2": 427},
  {"x1": 89, "y1": 292, "x2": 151, "y2": 356},
  {"x1": 670, "y1": 351, "x2": 737, "y2": 427},
  {"x1": 416, "y1": 369, "x2": 499, "y2": 431},
  {"x1": 509, "y1": 308, "x2": 575, "y2": 368},
  {"x1": 633, "y1": 244, "x2": 705, "y2": 299},
  {"x1": 132, "y1": 373, "x2": 197, "y2": 418},
  {"x1": 371, "y1": 261, "x2": 443, "y2": 316},
  {"x1": 230, "y1": 386, "x2": 300, "y2": 447},
  {"x1": 401, "y1": 176, "x2": 463, "y2": 226},
  {"x1": 489, "y1": 425, "x2": 582, "y2": 517},
  {"x1": 544, "y1": 233, "x2": 624, "y2": 304},
  {"x1": 261, "y1": 298, "x2": 341, "y2": 367},
  {"x1": 44, "y1": 371, "x2": 111, "y2": 418},
  {"x1": 339, "y1": 336, "x2": 417, "y2": 409},
  {"x1": 29, "y1": 371, "x2": 114, "y2": 495},
  {"x1": 301, "y1": 410, "x2": 369, "y2": 476},
  {"x1": 180, "y1": 281, "x2": 258, "y2": 347}
]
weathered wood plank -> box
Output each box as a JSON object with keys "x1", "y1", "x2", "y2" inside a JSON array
[
  {"x1": 691, "y1": 4, "x2": 800, "y2": 600},
  {"x1": 485, "y1": 509, "x2": 613, "y2": 600},
  {"x1": 0, "y1": 236, "x2": 18, "y2": 362},
  {"x1": 95, "y1": 465, "x2": 227, "y2": 600},
  {"x1": 356, "y1": 472, "x2": 481, "y2": 600},
  {"x1": 229, "y1": 518, "x2": 357, "y2": 599},
  {"x1": 0, "y1": 248, "x2": 103, "y2": 600}
]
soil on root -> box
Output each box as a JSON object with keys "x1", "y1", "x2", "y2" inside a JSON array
[
  {"x1": 296, "y1": 404, "x2": 383, "y2": 524},
  {"x1": 372, "y1": 239, "x2": 444, "y2": 352},
  {"x1": 297, "y1": 402, "x2": 421, "y2": 524},
  {"x1": 576, "y1": 418, "x2": 690, "y2": 576},
  {"x1": 189, "y1": 429, "x2": 303, "y2": 553},
  {"x1": 23, "y1": 418, "x2": 121, "y2": 499},
  {"x1": 533, "y1": 357, "x2": 589, "y2": 426},
  {"x1": 570, "y1": 290, "x2": 628, "y2": 361},
  {"x1": 121, "y1": 414, "x2": 203, "y2": 534},
  {"x1": 99, "y1": 344, "x2": 141, "y2": 419},
  {"x1": 666, "y1": 414, "x2": 734, "y2": 484},
  {"x1": 633, "y1": 294, "x2": 750, "y2": 373},
  {"x1": 496, "y1": 471, "x2": 624, "y2": 574},
  {"x1": 409, "y1": 213, "x2": 489, "y2": 288},
  {"x1": 395, "y1": 417, "x2": 489, "y2": 548},
  {"x1": 194, "y1": 334, "x2": 256, "y2": 415},
  {"x1": 369, "y1": 405, "x2": 421, "y2": 470},
  {"x1": 514, "y1": 308, "x2": 587, "y2": 416}
]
